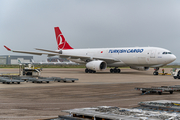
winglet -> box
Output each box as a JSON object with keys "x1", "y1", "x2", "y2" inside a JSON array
[{"x1": 4, "y1": 45, "x2": 11, "y2": 51}]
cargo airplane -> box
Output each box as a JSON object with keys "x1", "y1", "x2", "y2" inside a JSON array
[{"x1": 4, "y1": 27, "x2": 176, "y2": 75}]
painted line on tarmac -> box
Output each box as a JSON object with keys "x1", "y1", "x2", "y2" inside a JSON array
[
  {"x1": 11, "y1": 109, "x2": 27, "y2": 111},
  {"x1": 43, "y1": 108, "x2": 60, "y2": 110}
]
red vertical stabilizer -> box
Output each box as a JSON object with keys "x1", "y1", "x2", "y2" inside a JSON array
[{"x1": 54, "y1": 27, "x2": 73, "y2": 50}]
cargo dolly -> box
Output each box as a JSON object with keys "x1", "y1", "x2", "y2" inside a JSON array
[
  {"x1": 0, "y1": 77, "x2": 24, "y2": 84},
  {"x1": 27, "y1": 77, "x2": 79, "y2": 83},
  {"x1": 50, "y1": 77, "x2": 79, "y2": 82},
  {"x1": 27, "y1": 77, "x2": 54, "y2": 83},
  {"x1": 135, "y1": 85, "x2": 180, "y2": 95}
]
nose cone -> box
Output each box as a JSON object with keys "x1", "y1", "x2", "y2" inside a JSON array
[{"x1": 170, "y1": 54, "x2": 176, "y2": 62}]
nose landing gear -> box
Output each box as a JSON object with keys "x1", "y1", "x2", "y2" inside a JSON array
[
  {"x1": 110, "y1": 68, "x2": 121, "y2": 73},
  {"x1": 153, "y1": 67, "x2": 159, "y2": 75}
]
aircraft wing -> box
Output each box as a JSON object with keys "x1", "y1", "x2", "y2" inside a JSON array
[
  {"x1": 35, "y1": 48, "x2": 120, "y2": 63},
  {"x1": 4, "y1": 46, "x2": 58, "y2": 56},
  {"x1": 4, "y1": 46, "x2": 120, "y2": 64}
]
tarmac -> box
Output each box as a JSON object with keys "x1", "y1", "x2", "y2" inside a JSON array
[{"x1": 0, "y1": 68, "x2": 180, "y2": 120}]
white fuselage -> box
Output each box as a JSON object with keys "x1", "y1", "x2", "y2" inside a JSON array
[{"x1": 60, "y1": 47, "x2": 176, "y2": 68}]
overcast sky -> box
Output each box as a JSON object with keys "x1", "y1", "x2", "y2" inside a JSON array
[{"x1": 0, "y1": 0, "x2": 180, "y2": 62}]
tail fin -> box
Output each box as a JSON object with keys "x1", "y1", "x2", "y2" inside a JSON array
[
  {"x1": 18, "y1": 59, "x2": 21, "y2": 64},
  {"x1": 31, "y1": 59, "x2": 34, "y2": 63},
  {"x1": 54, "y1": 27, "x2": 73, "y2": 50}
]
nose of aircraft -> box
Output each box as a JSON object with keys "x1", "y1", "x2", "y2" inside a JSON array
[{"x1": 171, "y1": 54, "x2": 176, "y2": 62}]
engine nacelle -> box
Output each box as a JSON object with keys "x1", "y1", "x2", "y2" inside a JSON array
[
  {"x1": 130, "y1": 66, "x2": 149, "y2": 71},
  {"x1": 86, "y1": 60, "x2": 107, "y2": 71}
]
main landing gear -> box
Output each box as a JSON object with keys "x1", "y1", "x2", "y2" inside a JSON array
[
  {"x1": 153, "y1": 67, "x2": 159, "y2": 75},
  {"x1": 85, "y1": 68, "x2": 96, "y2": 73},
  {"x1": 110, "y1": 68, "x2": 121, "y2": 73}
]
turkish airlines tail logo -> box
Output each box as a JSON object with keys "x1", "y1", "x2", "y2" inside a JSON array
[{"x1": 54, "y1": 27, "x2": 73, "y2": 50}]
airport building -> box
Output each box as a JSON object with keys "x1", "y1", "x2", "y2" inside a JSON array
[{"x1": 0, "y1": 55, "x2": 33, "y2": 65}]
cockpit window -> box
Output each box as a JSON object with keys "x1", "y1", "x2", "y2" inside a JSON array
[{"x1": 162, "y1": 52, "x2": 172, "y2": 54}]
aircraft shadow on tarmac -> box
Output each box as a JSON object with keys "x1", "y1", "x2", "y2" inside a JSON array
[{"x1": 83, "y1": 71, "x2": 151, "y2": 75}]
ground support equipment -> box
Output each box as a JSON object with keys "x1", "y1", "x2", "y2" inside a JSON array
[{"x1": 135, "y1": 85, "x2": 180, "y2": 95}]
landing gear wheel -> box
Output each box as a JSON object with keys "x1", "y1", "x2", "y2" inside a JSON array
[
  {"x1": 85, "y1": 69, "x2": 89, "y2": 73},
  {"x1": 110, "y1": 69, "x2": 114, "y2": 73},
  {"x1": 153, "y1": 67, "x2": 159, "y2": 75},
  {"x1": 89, "y1": 70, "x2": 93, "y2": 73},
  {"x1": 114, "y1": 69, "x2": 117, "y2": 73},
  {"x1": 110, "y1": 68, "x2": 121, "y2": 73},
  {"x1": 85, "y1": 68, "x2": 96, "y2": 73},
  {"x1": 153, "y1": 72, "x2": 158, "y2": 75}
]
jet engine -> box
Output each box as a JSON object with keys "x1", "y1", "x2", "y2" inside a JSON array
[
  {"x1": 86, "y1": 60, "x2": 107, "y2": 71},
  {"x1": 130, "y1": 66, "x2": 149, "y2": 71}
]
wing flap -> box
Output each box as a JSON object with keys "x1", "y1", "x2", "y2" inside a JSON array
[{"x1": 59, "y1": 54, "x2": 120, "y2": 64}]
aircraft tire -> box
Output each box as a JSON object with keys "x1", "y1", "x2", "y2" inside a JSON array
[
  {"x1": 114, "y1": 69, "x2": 117, "y2": 73},
  {"x1": 110, "y1": 69, "x2": 114, "y2": 73},
  {"x1": 153, "y1": 72, "x2": 158, "y2": 75},
  {"x1": 17, "y1": 82, "x2": 20, "y2": 84},
  {"x1": 174, "y1": 76, "x2": 177, "y2": 79},
  {"x1": 118, "y1": 69, "x2": 121, "y2": 73},
  {"x1": 85, "y1": 69, "x2": 89, "y2": 73},
  {"x1": 47, "y1": 81, "x2": 49, "y2": 83},
  {"x1": 93, "y1": 71, "x2": 96, "y2": 73},
  {"x1": 89, "y1": 70, "x2": 93, "y2": 73},
  {"x1": 72, "y1": 80, "x2": 74, "y2": 82}
]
